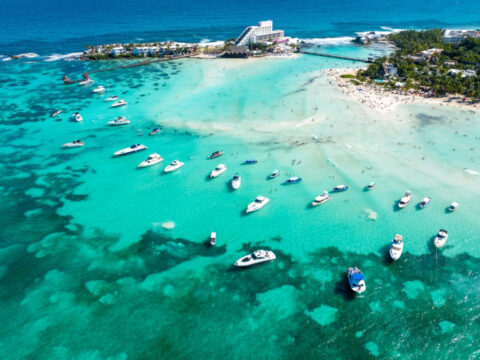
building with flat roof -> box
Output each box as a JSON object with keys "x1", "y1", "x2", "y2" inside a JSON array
[
  {"x1": 234, "y1": 20, "x2": 284, "y2": 46},
  {"x1": 443, "y1": 29, "x2": 480, "y2": 43}
]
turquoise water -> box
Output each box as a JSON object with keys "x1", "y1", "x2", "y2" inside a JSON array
[{"x1": 1, "y1": 53, "x2": 480, "y2": 359}]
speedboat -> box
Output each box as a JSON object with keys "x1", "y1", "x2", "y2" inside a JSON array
[
  {"x1": 50, "y1": 109, "x2": 62, "y2": 117},
  {"x1": 209, "y1": 151, "x2": 224, "y2": 159},
  {"x1": 234, "y1": 250, "x2": 276, "y2": 267},
  {"x1": 398, "y1": 191, "x2": 412, "y2": 208},
  {"x1": 333, "y1": 184, "x2": 348, "y2": 192},
  {"x1": 448, "y1": 202, "x2": 459, "y2": 212},
  {"x1": 243, "y1": 159, "x2": 258, "y2": 165},
  {"x1": 210, "y1": 232, "x2": 216, "y2": 246},
  {"x1": 113, "y1": 144, "x2": 147, "y2": 157},
  {"x1": 389, "y1": 234, "x2": 404, "y2": 260},
  {"x1": 107, "y1": 116, "x2": 130, "y2": 126},
  {"x1": 210, "y1": 164, "x2": 227, "y2": 178},
  {"x1": 138, "y1": 153, "x2": 163, "y2": 168},
  {"x1": 311, "y1": 191, "x2": 330, "y2": 206},
  {"x1": 367, "y1": 182, "x2": 376, "y2": 190},
  {"x1": 78, "y1": 73, "x2": 94, "y2": 85},
  {"x1": 269, "y1": 170, "x2": 280, "y2": 178},
  {"x1": 246, "y1": 196, "x2": 269, "y2": 213},
  {"x1": 149, "y1": 127, "x2": 160, "y2": 135},
  {"x1": 231, "y1": 175, "x2": 241, "y2": 189},
  {"x1": 284, "y1": 177, "x2": 302, "y2": 184},
  {"x1": 347, "y1": 267, "x2": 366, "y2": 294},
  {"x1": 419, "y1": 197, "x2": 431, "y2": 208},
  {"x1": 164, "y1": 160, "x2": 184, "y2": 173},
  {"x1": 92, "y1": 85, "x2": 105, "y2": 93},
  {"x1": 112, "y1": 100, "x2": 128, "y2": 107},
  {"x1": 105, "y1": 95, "x2": 119, "y2": 102},
  {"x1": 62, "y1": 140, "x2": 84, "y2": 148},
  {"x1": 71, "y1": 112, "x2": 83, "y2": 122},
  {"x1": 434, "y1": 229, "x2": 448, "y2": 248}
]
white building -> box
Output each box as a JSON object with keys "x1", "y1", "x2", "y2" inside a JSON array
[
  {"x1": 132, "y1": 46, "x2": 160, "y2": 56},
  {"x1": 443, "y1": 29, "x2": 480, "y2": 43},
  {"x1": 234, "y1": 20, "x2": 284, "y2": 46},
  {"x1": 111, "y1": 47, "x2": 126, "y2": 56},
  {"x1": 448, "y1": 69, "x2": 477, "y2": 78}
]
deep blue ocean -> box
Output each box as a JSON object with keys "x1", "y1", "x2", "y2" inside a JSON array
[{"x1": 1, "y1": 0, "x2": 480, "y2": 55}]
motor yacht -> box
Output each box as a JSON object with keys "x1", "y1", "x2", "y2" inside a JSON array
[
  {"x1": 398, "y1": 191, "x2": 412, "y2": 208},
  {"x1": 138, "y1": 153, "x2": 163, "y2": 168},
  {"x1": 149, "y1": 127, "x2": 160, "y2": 135},
  {"x1": 448, "y1": 202, "x2": 459, "y2": 212},
  {"x1": 210, "y1": 232, "x2": 216, "y2": 246},
  {"x1": 210, "y1": 164, "x2": 227, "y2": 178},
  {"x1": 243, "y1": 159, "x2": 258, "y2": 164},
  {"x1": 347, "y1": 267, "x2": 366, "y2": 294},
  {"x1": 50, "y1": 109, "x2": 62, "y2": 117},
  {"x1": 209, "y1": 151, "x2": 224, "y2": 159},
  {"x1": 71, "y1": 112, "x2": 83, "y2": 122},
  {"x1": 231, "y1": 175, "x2": 241, "y2": 189},
  {"x1": 113, "y1": 144, "x2": 147, "y2": 157},
  {"x1": 105, "y1": 95, "x2": 119, "y2": 102},
  {"x1": 434, "y1": 229, "x2": 448, "y2": 248},
  {"x1": 367, "y1": 182, "x2": 376, "y2": 190},
  {"x1": 62, "y1": 140, "x2": 84, "y2": 148},
  {"x1": 419, "y1": 197, "x2": 431, "y2": 208},
  {"x1": 164, "y1": 160, "x2": 184, "y2": 173},
  {"x1": 389, "y1": 234, "x2": 404, "y2": 260},
  {"x1": 269, "y1": 170, "x2": 280, "y2": 178},
  {"x1": 246, "y1": 196, "x2": 269, "y2": 213},
  {"x1": 333, "y1": 184, "x2": 348, "y2": 192},
  {"x1": 311, "y1": 191, "x2": 330, "y2": 206},
  {"x1": 284, "y1": 177, "x2": 302, "y2": 184},
  {"x1": 92, "y1": 85, "x2": 105, "y2": 93},
  {"x1": 107, "y1": 116, "x2": 130, "y2": 126},
  {"x1": 234, "y1": 250, "x2": 276, "y2": 267},
  {"x1": 112, "y1": 100, "x2": 127, "y2": 107},
  {"x1": 78, "y1": 73, "x2": 94, "y2": 85}
]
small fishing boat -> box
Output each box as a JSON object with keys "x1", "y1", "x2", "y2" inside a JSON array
[
  {"x1": 243, "y1": 159, "x2": 258, "y2": 165},
  {"x1": 62, "y1": 140, "x2": 84, "y2": 148},
  {"x1": 389, "y1": 234, "x2": 404, "y2": 260},
  {"x1": 346, "y1": 267, "x2": 366, "y2": 294},
  {"x1": 269, "y1": 170, "x2": 280, "y2": 178},
  {"x1": 92, "y1": 85, "x2": 105, "y2": 93},
  {"x1": 234, "y1": 250, "x2": 276, "y2": 267},
  {"x1": 107, "y1": 116, "x2": 130, "y2": 126},
  {"x1": 50, "y1": 109, "x2": 62, "y2": 117},
  {"x1": 112, "y1": 100, "x2": 128, "y2": 107},
  {"x1": 367, "y1": 182, "x2": 376, "y2": 190},
  {"x1": 138, "y1": 153, "x2": 163, "y2": 168},
  {"x1": 210, "y1": 232, "x2": 216, "y2": 246},
  {"x1": 333, "y1": 184, "x2": 348, "y2": 192},
  {"x1": 398, "y1": 191, "x2": 412, "y2": 208},
  {"x1": 164, "y1": 160, "x2": 184, "y2": 173},
  {"x1": 71, "y1": 112, "x2": 83, "y2": 122},
  {"x1": 149, "y1": 127, "x2": 160, "y2": 135},
  {"x1": 210, "y1": 164, "x2": 227, "y2": 178},
  {"x1": 231, "y1": 175, "x2": 241, "y2": 189},
  {"x1": 434, "y1": 229, "x2": 448, "y2": 248},
  {"x1": 311, "y1": 191, "x2": 330, "y2": 206},
  {"x1": 246, "y1": 196, "x2": 269, "y2": 213},
  {"x1": 105, "y1": 95, "x2": 119, "y2": 102},
  {"x1": 419, "y1": 197, "x2": 431, "y2": 208},
  {"x1": 448, "y1": 202, "x2": 459, "y2": 212},
  {"x1": 63, "y1": 74, "x2": 75, "y2": 85},
  {"x1": 284, "y1": 177, "x2": 302, "y2": 184},
  {"x1": 113, "y1": 144, "x2": 147, "y2": 157},
  {"x1": 209, "y1": 151, "x2": 224, "y2": 159},
  {"x1": 78, "y1": 72, "x2": 94, "y2": 85}
]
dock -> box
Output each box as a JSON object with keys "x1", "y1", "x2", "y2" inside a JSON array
[
  {"x1": 299, "y1": 49, "x2": 373, "y2": 63},
  {"x1": 88, "y1": 55, "x2": 190, "y2": 74}
]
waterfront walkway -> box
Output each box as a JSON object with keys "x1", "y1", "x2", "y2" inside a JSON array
[
  {"x1": 88, "y1": 55, "x2": 190, "y2": 74},
  {"x1": 299, "y1": 49, "x2": 373, "y2": 63}
]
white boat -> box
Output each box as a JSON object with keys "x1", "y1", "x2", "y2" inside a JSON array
[
  {"x1": 231, "y1": 175, "x2": 241, "y2": 189},
  {"x1": 105, "y1": 95, "x2": 119, "y2": 101},
  {"x1": 112, "y1": 100, "x2": 128, "y2": 107},
  {"x1": 448, "y1": 202, "x2": 459, "y2": 212},
  {"x1": 50, "y1": 109, "x2": 62, "y2": 117},
  {"x1": 419, "y1": 197, "x2": 431, "y2": 208},
  {"x1": 138, "y1": 153, "x2": 163, "y2": 168},
  {"x1": 269, "y1": 170, "x2": 280, "y2": 178},
  {"x1": 389, "y1": 234, "x2": 404, "y2": 260},
  {"x1": 434, "y1": 229, "x2": 448, "y2": 248},
  {"x1": 71, "y1": 112, "x2": 83, "y2": 122},
  {"x1": 246, "y1": 196, "x2": 269, "y2": 213},
  {"x1": 234, "y1": 250, "x2": 276, "y2": 267},
  {"x1": 367, "y1": 182, "x2": 376, "y2": 190},
  {"x1": 113, "y1": 144, "x2": 147, "y2": 157},
  {"x1": 62, "y1": 140, "x2": 84, "y2": 148},
  {"x1": 164, "y1": 160, "x2": 184, "y2": 173},
  {"x1": 398, "y1": 191, "x2": 412, "y2": 208},
  {"x1": 210, "y1": 164, "x2": 227, "y2": 178},
  {"x1": 311, "y1": 191, "x2": 330, "y2": 206},
  {"x1": 107, "y1": 116, "x2": 130, "y2": 126},
  {"x1": 210, "y1": 232, "x2": 216, "y2": 246},
  {"x1": 92, "y1": 85, "x2": 105, "y2": 93},
  {"x1": 79, "y1": 73, "x2": 94, "y2": 85},
  {"x1": 347, "y1": 267, "x2": 366, "y2": 294}
]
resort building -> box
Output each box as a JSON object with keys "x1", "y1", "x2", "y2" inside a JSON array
[
  {"x1": 133, "y1": 46, "x2": 160, "y2": 56},
  {"x1": 448, "y1": 69, "x2": 477, "y2": 78},
  {"x1": 234, "y1": 20, "x2": 284, "y2": 46},
  {"x1": 420, "y1": 48, "x2": 443, "y2": 59},
  {"x1": 111, "y1": 47, "x2": 126, "y2": 56},
  {"x1": 443, "y1": 29, "x2": 480, "y2": 43}
]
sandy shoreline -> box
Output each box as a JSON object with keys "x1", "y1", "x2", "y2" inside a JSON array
[{"x1": 327, "y1": 68, "x2": 480, "y2": 113}]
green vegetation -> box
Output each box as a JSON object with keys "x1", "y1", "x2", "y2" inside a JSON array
[
  {"x1": 360, "y1": 30, "x2": 480, "y2": 98},
  {"x1": 340, "y1": 74, "x2": 355, "y2": 79}
]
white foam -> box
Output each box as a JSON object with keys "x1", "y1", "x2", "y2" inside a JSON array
[
  {"x1": 12, "y1": 52, "x2": 39, "y2": 59},
  {"x1": 464, "y1": 168, "x2": 480, "y2": 176},
  {"x1": 197, "y1": 40, "x2": 225, "y2": 48},
  {"x1": 44, "y1": 52, "x2": 82, "y2": 62},
  {"x1": 300, "y1": 36, "x2": 355, "y2": 45}
]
